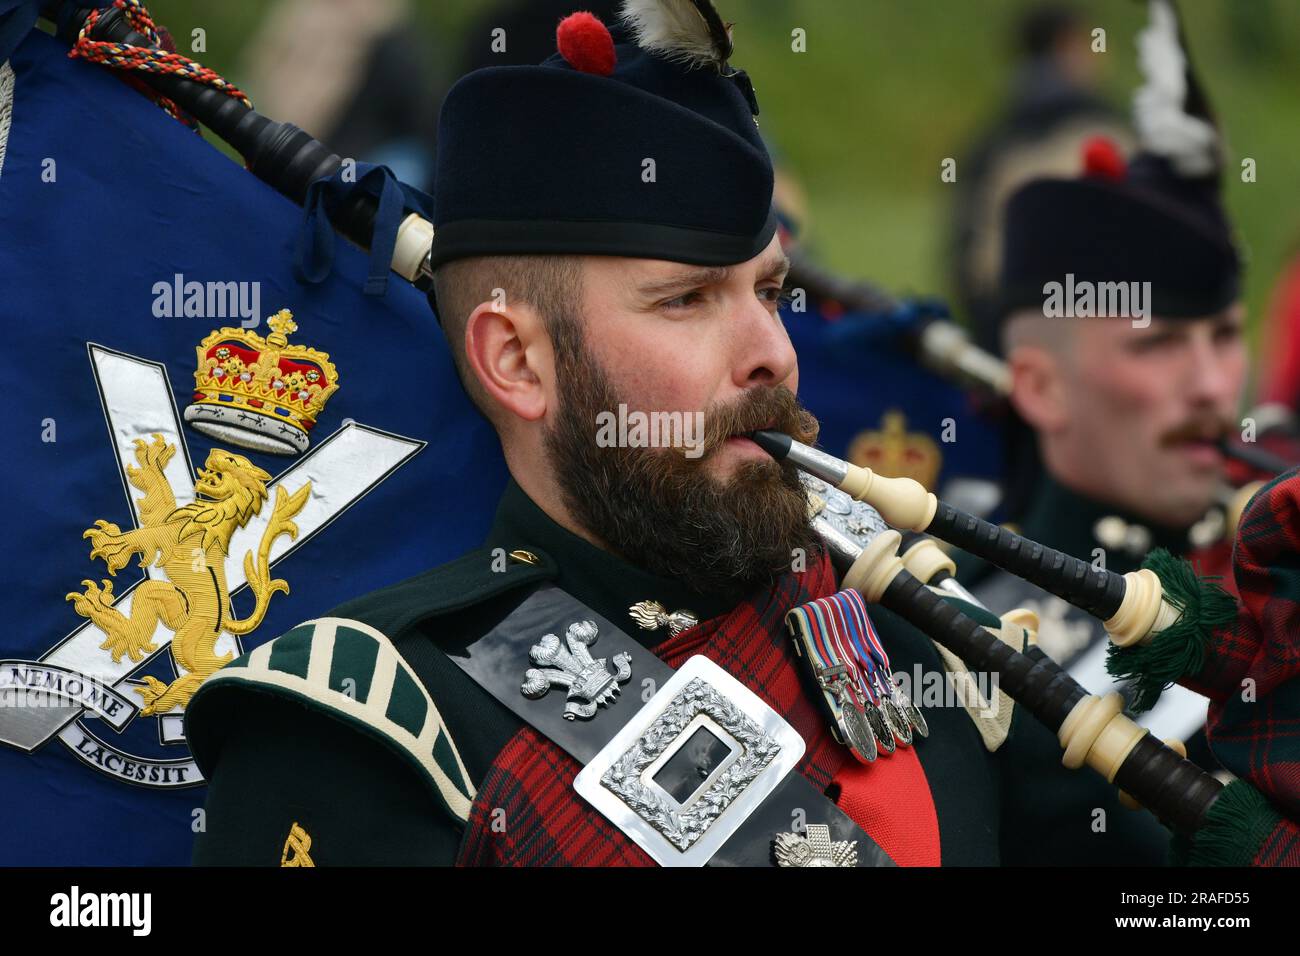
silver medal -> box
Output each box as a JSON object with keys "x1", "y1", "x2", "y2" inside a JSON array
[
  {"x1": 892, "y1": 680, "x2": 929, "y2": 739},
  {"x1": 865, "y1": 700, "x2": 895, "y2": 754},
  {"x1": 833, "y1": 683, "x2": 878, "y2": 763},
  {"x1": 882, "y1": 694, "x2": 911, "y2": 748}
]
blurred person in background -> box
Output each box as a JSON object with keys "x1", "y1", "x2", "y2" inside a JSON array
[
  {"x1": 239, "y1": 0, "x2": 444, "y2": 190},
  {"x1": 949, "y1": 2, "x2": 1130, "y2": 357},
  {"x1": 959, "y1": 0, "x2": 1247, "y2": 774}
]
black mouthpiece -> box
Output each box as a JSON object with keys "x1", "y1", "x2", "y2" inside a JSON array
[{"x1": 748, "y1": 429, "x2": 792, "y2": 460}]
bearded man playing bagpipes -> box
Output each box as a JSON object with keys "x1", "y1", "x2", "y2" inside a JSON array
[{"x1": 184, "y1": 0, "x2": 1298, "y2": 867}]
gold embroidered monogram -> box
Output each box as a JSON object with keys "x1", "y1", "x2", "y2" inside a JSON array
[{"x1": 280, "y1": 822, "x2": 315, "y2": 867}]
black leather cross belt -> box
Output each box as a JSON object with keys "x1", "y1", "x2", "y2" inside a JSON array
[{"x1": 447, "y1": 584, "x2": 894, "y2": 867}]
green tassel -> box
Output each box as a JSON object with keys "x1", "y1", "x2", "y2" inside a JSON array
[
  {"x1": 1171, "y1": 779, "x2": 1283, "y2": 867},
  {"x1": 1105, "y1": 548, "x2": 1238, "y2": 712}
]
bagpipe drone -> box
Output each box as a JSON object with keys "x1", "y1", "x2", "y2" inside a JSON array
[{"x1": 762, "y1": 428, "x2": 1300, "y2": 866}]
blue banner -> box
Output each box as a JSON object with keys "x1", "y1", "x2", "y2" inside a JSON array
[{"x1": 0, "y1": 29, "x2": 506, "y2": 865}]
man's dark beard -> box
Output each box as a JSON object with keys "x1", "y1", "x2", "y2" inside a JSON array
[{"x1": 543, "y1": 332, "x2": 824, "y2": 597}]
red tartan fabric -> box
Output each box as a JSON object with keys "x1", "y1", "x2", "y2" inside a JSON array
[
  {"x1": 1184, "y1": 539, "x2": 1237, "y2": 598},
  {"x1": 455, "y1": 550, "x2": 941, "y2": 866},
  {"x1": 1256, "y1": 817, "x2": 1300, "y2": 866},
  {"x1": 1190, "y1": 468, "x2": 1300, "y2": 822}
]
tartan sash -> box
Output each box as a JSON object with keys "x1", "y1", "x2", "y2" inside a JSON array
[
  {"x1": 1253, "y1": 819, "x2": 1300, "y2": 866},
  {"x1": 454, "y1": 550, "x2": 939, "y2": 866}
]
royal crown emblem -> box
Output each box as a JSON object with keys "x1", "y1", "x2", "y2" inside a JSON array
[
  {"x1": 847, "y1": 409, "x2": 942, "y2": 490},
  {"x1": 520, "y1": 620, "x2": 632, "y2": 720},
  {"x1": 184, "y1": 309, "x2": 339, "y2": 456}
]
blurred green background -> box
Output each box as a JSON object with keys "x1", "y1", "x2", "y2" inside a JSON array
[{"x1": 136, "y1": 0, "x2": 1300, "y2": 359}]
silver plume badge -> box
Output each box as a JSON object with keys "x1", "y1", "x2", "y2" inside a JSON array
[{"x1": 521, "y1": 621, "x2": 632, "y2": 720}]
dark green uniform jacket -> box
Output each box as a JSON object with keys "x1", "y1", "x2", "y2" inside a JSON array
[{"x1": 186, "y1": 478, "x2": 1172, "y2": 866}]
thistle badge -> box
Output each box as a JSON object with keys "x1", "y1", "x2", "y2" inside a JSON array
[{"x1": 773, "y1": 824, "x2": 858, "y2": 868}]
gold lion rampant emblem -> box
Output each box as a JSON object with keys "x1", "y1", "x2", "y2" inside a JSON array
[{"x1": 65, "y1": 433, "x2": 309, "y2": 715}]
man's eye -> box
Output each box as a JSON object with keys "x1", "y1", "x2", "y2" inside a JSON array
[
  {"x1": 1214, "y1": 324, "x2": 1243, "y2": 345},
  {"x1": 758, "y1": 285, "x2": 791, "y2": 309},
  {"x1": 663, "y1": 291, "x2": 703, "y2": 310}
]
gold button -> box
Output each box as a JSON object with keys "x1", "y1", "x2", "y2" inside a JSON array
[{"x1": 508, "y1": 549, "x2": 540, "y2": 566}]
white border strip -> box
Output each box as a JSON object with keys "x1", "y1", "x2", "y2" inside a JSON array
[{"x1": 0, "y1": 61, "x2": 14, "y2": 178}]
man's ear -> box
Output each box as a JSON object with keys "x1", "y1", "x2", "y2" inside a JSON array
[
  {"x1": 1007, "y1": 344, "x2": 1069, "y2": 433},
  {"x1": 463, "y1": 299, "x2": 550, "y2": 423}
]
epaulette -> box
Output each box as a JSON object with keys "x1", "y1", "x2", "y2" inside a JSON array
[
  {"x1": 187, "y1": 616, "x2": 476, "y2": 822},
  {"x1": 186, "y1": 544, "x2": 559, "y2": 825}
]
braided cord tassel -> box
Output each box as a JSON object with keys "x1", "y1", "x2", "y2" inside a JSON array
[{"x1": 68, "y1": 0, "x2": 251, "y2": 129}]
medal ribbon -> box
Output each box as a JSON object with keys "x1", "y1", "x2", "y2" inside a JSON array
[
  {"x1": 789, "y1": 599, "x2": 873, "y2": 702},
  {"x1": 838, "y1": 589, "x2": 898, "y2": 702},
  {"x1": 795, "y1": 590, "x2": 895, "y2": 704},
  {"x1": 786, "y1": 590, "x2": 942, "y2": 866}
]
